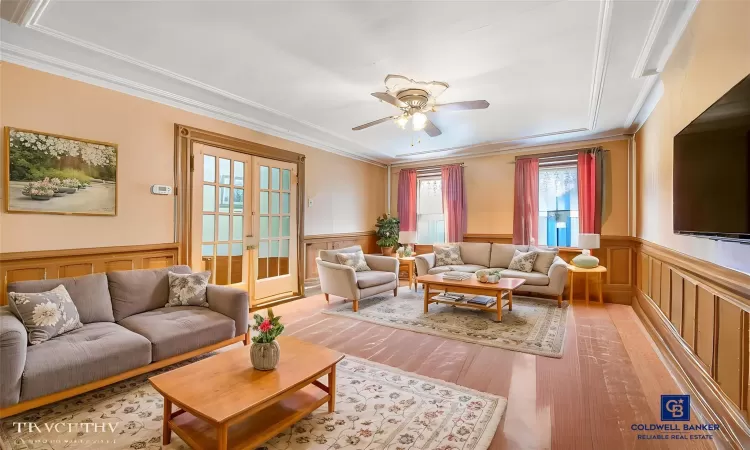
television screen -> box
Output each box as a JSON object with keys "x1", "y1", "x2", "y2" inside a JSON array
[{"x1": 673, "y1": 74, "x2": 750, "y2": 242}]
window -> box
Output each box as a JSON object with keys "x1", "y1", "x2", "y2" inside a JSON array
[
  {"x1": 416, "y1": 177, "x2": 445, "y2": 244},
  {"x1": 538, "y1": 163, "x2": 579, "y2": 247}
]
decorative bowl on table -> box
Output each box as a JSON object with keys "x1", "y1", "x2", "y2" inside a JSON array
[{"x1": 476, "y1": 270, "x2": 500, "y2": 283}]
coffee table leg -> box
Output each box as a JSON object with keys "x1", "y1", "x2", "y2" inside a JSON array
[
  {"x1": 217, "y1": 423, "x2": 228, "y2": 450},
  {"x1": 423, "y1": 283, "x2": 429, "y2": 313},
  {"x1": 496, "y1": 292, "x2": 503, "y2": 322},
  {"x1": 508, "y1": 290, "x2": 513, "y2": 311},
  {"x1": 328, "y1": 365, "x2": 337, "y2": 413},
  {"x1": 162, "y1": 398, "x2": 172, "y2": 445}
]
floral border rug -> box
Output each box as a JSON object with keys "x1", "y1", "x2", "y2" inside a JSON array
[
  {"x1": 0, "y1": 354, "x2": 506, "y2": 450},
  {"x1": 322, "y1": 289, "x2": 568, "y2": 358}
]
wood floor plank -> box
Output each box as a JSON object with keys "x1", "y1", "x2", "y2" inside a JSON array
[{"x1": 264, "y1": 288, "x2": 717, "y2": 450}]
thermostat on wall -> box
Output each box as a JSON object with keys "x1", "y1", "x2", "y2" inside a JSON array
[{"x1": 151, "y1": 185, "x2": 172, "y2": 195}]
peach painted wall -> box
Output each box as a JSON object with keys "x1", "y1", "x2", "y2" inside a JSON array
[
  {"x1": 0, "y1": 63, "x2": 386, "y2": 253},
  {"x1": 390, "y1": 138, "x2": 631, "y2": 237},
  {"x1": 635, "y1": 0, "x2": 750, "y2": 275}
]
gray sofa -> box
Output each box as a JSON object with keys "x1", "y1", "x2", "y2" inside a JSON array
[
  {"x1": 415, "y1": 243, "x2": 569, "y2": 305},
  {"x1": 316, "y1": 245, "x2": 399, "y2": 312},
  {"x1": 0, "y1": 265, "x2": 249, "y2": 415}
]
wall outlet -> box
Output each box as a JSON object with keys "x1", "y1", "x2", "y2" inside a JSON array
[{"x1": 308, "y1": 199, "x2": 314, "y2": 207}]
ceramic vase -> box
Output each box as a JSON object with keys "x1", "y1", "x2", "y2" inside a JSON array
[{"x1": 250, "y1": 340, "x2": 280, "y2": 370}]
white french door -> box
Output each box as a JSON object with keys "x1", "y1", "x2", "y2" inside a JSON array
[
  {"x1": 190, "y1": 144, "x2": 298, "y2": 305},
  {"x1": 253, "y1": 158, "x2": 298, "y2": 302}
]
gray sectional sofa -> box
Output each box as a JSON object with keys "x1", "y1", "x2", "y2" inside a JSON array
[
  {"x1": 415, "y1": 242, "x2": 569, "y2": 302},
  {"x1": 0, "y1": 265, "x2": 249, "y2": 416}
]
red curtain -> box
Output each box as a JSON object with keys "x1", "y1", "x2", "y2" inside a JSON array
[
  {"x1": 397, "y1": 169, "x2": 417, "y2": 231},
  {"x1": 578, "y1": 149, "x2": 602, "y2": 234},
  {"x1": 441, "y1": 165, "x2": 467, "y2": 242},
  {"x1": 512, "y1": 158, "x2": 539, "y2": 245}
]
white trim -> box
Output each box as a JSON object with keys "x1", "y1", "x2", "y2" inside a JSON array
[
  {"x1": 624, "y1": 74, "x2": 659, "y2": 129},
  {"x1": 0, "y1": 43, "x2": 387, "y2": 168},
  {"x1": 631, "y1": 78, "x2": 664, "y2": 133},
  {"x1": 390, "y1": 134, "x2": 630, "y2": 168},
  {"x1": 632, "y1": 0, "x2": 672, "y2": 78},
  {"x1": 653, "y1": 0, "x2": 699, "y2": 73},
  {"x1": 588, "y1": 0, "x2": 614, "y2": 131}
]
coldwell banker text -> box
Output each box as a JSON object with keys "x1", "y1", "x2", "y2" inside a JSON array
[{"x1": 13, "y1": 422, "x2": 119, "y2": 433}]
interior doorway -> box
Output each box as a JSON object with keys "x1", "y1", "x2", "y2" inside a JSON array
[{"x1": 176, "y1": 125, "x2": 305, "y2": 309}]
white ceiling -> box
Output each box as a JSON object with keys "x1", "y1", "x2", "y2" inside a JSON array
[{"x1": 1, "y1": 0, "x2": 698, "y2": 165}]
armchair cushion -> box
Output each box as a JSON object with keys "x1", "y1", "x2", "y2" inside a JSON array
[
  {"x1": 319, "y1": 245, "x2": 362, "y2": 263},
  {"x1": 356, "y1": 271, "x2": 397, "y2": 289},
  {"x1": 0, "y1": 307, "x2": 27, "y2": 407}
]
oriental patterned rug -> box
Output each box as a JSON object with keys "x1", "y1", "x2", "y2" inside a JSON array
[
  {"x1": 322, "y1": 289, "x2": 568, "y2": 358},
  {"x1": 0, "y1": 355, "x2": 505, "y2": 450}
]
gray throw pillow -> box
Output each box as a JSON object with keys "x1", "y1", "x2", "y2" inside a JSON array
[
  {"x1": 166, "y1": 271, "x2": 210, "y2": 307},
  {"x1": 336, "y1": 250, "x2": 371, "y2": 272},
  {"x1": 530, "y1": 246, "x2": 559, "y2": 274},
  {"x1": 435, "y1": 244, "x2": 463, "y2": 267},
  {"x1": 8, "y1": 284, "x2": 83, "y2": 345},
  {"x1": 508, "y1": 250, "x2": 538, "y2": 273}
]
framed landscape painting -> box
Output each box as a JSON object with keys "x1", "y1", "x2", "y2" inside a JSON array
[{"x1": 4, "y1": 127, "x2": 118, "y2": 216}]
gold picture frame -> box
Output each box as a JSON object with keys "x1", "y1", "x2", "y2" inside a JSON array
[{"x1": 4, "y1": 126, "x2": 118, "y2": 216}]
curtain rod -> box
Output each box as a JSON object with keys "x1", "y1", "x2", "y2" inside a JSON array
[
  {"x1": 414, "y1": 163, "x2": 464, "y2": 171},
  {"x1": 514, "y1": 146, "x2": 607, "y2": 162}
]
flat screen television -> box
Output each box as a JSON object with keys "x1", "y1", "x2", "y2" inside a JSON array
[{"x1": 673, "y1": 74, "x2": 750, "y2": 243}]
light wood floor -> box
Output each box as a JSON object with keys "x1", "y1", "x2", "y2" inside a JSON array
[{"x1": 271, "y1": 285, "x2": 716, "y2": 450}]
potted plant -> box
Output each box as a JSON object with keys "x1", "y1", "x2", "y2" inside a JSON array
[
  {"x1": 375, "y1": 214, "x2": 400, "y2": 256},
  {"x1": 249, "y1": 308, "x2": 284, "y2": 370},
  {"x1": 22, "y1": 180, "x2": 55, "y2": 201},
  {"x1": 49, "y1": 178, "x2": 66, "y2": 197},
  {"x1": 61, "y1": 178, "x2": 80, "y2": 193}
]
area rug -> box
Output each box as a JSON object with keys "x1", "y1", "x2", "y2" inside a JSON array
[
  {"x1": 0, "y1": 355, "x2": 506, "y2": 450},
  {"x1": 322, "y1": 289, "x2": 568, "y2": 358}
]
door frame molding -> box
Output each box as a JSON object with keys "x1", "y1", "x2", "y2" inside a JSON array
[{"x1": 174, "y1": 124, "x2": 306, "y2": 298}]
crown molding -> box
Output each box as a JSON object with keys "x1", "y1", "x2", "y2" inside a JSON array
[
  {"x1": 390, "y1": 133, "x2": 629, "y2": 168},
  {"x1": 0, "y1": 42, "x2": 387, "y2": 168},
  {"x1": 588, "y1": 0, "x2": 614, "y2": 131}
]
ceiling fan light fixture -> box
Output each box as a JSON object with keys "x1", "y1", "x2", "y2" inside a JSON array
[
  {"x1": 412, "y1": 112, "x2": 427, "y2": 131},
  {"x1": 395, "y1": 115, "x2": 409, "y2": 129}
]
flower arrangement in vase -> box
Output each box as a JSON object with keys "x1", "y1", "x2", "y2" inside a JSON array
[{"x1": 249, "y1": 308, "x2": 284, "y2": 370}]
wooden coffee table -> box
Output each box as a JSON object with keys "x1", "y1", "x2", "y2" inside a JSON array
[
  {"x1": 149, "y1": 336, "x2": 344, "y2": 450},
  {"x1": 417, "y1": 274, "x2": 526, "y2": 322}
]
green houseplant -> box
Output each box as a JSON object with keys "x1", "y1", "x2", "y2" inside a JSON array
[
  {"x1": 375, "y1": 214, "x2": 400, "y2": 256},
  {"x1": 249, "y1": 308, "x2": 284, "y2": 370}
]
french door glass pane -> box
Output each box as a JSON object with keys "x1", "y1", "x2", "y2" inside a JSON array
[
  {"x1": 219, "y1": 158, "x2": 231, "y2": 184},
  {"x1": 260, "y1": 166, "x2": 269, "y2": 189},
  {"x1": 203, "y1": 156, "x2": 215, "y2": 182},
  {"x1": 260, "y1": 217, "x2": 268, "y2": 239},
  {"x1": 260, "y1": 192, "x2": 268, "y2": 214},
  {"x1": 271, "y1": 168, "x2": 280, "y2": 190},
  {"x1": 233, "y1": 161, "x2": 244, "y2": 186},
  {"x1": 202, "y1": 244, "x2": 214, "y2": 256},
  {"x1": 233, "y1": 216, "x2": 243, "y2": 240},
  {"x1": 234, "y1": 189, "x2": 244, "y2": 213},
  {"x1": 218, "y1": 215, "x2": 230, "y2": 241},
  {"x1": 271, "y1": 217, "x2": 280, "y2": 237},
  {"x1": 281, "y1": 193, "x2": 290, "y2": 214},
  {"x1": 203, "y1": 186, "x2": 215, "y2": 212},
  {"x1": 219, "y1": 187, "x2": 230, "y2": 213},
  {"x1": 271, "y1": 193, "x2": 279, "y2": 214},
  {"x1": 202, "y1": 215, "x2": 215, "y2": 241},
  {"x1": 282, "y1": 169, "x2": 291, "y2": 190},
  {"x1": 281, "y1": 216, "x2": 290, "y2": 237}
]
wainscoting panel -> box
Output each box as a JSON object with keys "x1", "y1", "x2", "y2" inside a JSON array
[
  {"x1": 0, "y1": 243, "x2": 179, "y2": 305},
  {"x1": 304, "y1": 231, "x2": 378, "y2": 281},
  {"x1": 634, "y1": 238, "x2": 750, "y2": 448}
]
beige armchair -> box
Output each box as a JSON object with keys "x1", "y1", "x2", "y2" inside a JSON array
[{"x1": 316, "y1": 245, "x2": 400, "y2": 312}]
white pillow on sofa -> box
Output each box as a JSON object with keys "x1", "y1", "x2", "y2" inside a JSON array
[
  {"x1": 508, "y1": 250, "x2": 538, "y2": 273},
  {"x1": 434, "y1": 244, "x2": 463, "y2": 267},
  {"x1": 530, "y1": 246, "x2": 559, "y2": 274}
]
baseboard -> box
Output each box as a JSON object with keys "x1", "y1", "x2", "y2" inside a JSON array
[{"x1": 634, "y1": 289, "x2": 750, "y2": 449}]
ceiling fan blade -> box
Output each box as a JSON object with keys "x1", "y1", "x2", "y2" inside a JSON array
[
  {"x1": 424, "y1": 118, "x2": 442, "y2": 137},
  {"x1": 371, "y1": 92, "x2": 406, "y2": 108},
  {"x1": 433, "y1": 100, "x2": 490, "y2": 112},
  {"x1": 352, "y1": 116, "x2": 398, "y2": 131}
]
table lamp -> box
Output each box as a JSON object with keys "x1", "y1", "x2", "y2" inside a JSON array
[
  {"x1": 573, "y1": 233, "x2": 600, "y2": 268},
  {"x1": 398, "y1": 231, "x2": 418, "y2": 256}
]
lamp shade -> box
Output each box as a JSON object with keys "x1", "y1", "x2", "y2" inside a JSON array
[
  {"x1": 399, "y1": 231, "x2": 418, "y2": 244},
  {"x1": 578, "y1": 233, "x2": 600, "y2": 250}
]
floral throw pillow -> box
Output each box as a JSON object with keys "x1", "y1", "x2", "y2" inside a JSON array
[
  {"x1": 435, "y1": 244, "x2": 464, "y2": 267},
  {"x1": 167, "y1": 271, "x2": 211, "y2": 307},
  {"x1": 336, "y1": 250, "x2": 371, "y2": 272},
  {"x1": 508, "y1": 250, "x2": 538, "y2": 273},
  {"x1": 8, "y1": 285, "x2": 83, "y2": 345}
]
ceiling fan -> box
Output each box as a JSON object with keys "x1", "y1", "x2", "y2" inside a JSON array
[{"x1": 352, "y1": 74, "x2": 490, "y2": 137}]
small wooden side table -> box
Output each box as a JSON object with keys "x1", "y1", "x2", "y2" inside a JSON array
[
  {"x1": 398, "y1": 257, "x2": 416, "y2": 290},
  {"x1": 567, "y1": 265, "x2": 607, "y2": 304}
]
